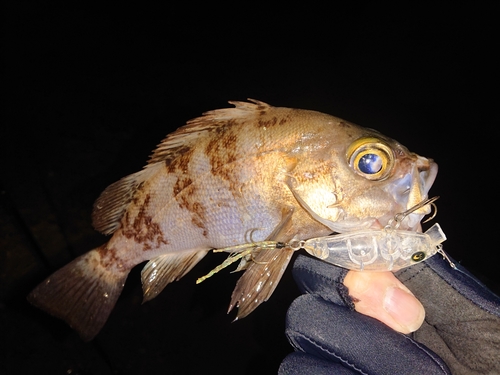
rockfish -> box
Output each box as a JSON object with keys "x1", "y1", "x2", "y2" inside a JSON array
[{"x1": 28, "y1": 100, "x2": 438, "y2": 340}]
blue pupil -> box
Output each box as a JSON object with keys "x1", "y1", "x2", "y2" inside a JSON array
[{"x1": 358, "y1": 153, "x2": 383, "y2": 174}]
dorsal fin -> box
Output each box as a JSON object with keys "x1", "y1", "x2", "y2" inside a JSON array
[
  {"x1": 92, "y1": 164, "x2": 160, "y2": 235},
  {"x1": 92, "y1": 99, "x2": 272, "y2": 235},
  {"x1": 147, "y1": 99, "x2": 271, "y2": 164}
]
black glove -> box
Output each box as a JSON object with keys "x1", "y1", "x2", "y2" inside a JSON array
[{"x1": 279, "y1": 253, "x2": 500, "y2": 375}]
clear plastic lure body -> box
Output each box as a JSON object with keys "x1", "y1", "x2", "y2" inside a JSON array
[{"x1": 297, "y1": 222, "x2": 446, "y2": 271}]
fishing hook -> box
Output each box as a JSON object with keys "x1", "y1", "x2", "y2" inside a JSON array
[{"x1": 387, "y1": 196, "x2": 440, "y2": 229}]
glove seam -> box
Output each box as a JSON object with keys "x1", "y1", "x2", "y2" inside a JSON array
[
  {"x1": 450, "y1": 266, "x2": 500, "y2": 316},
  {"x1": 288, "y1": 329, "x2": 369, "y2": 375},
  {"x1": 401, "y1": 332, "x2": 451, "y2": 374}
]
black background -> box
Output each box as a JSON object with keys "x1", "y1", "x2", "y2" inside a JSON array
[{"x1": 2, "y1": 3, "x2": 498, "y2": 374}]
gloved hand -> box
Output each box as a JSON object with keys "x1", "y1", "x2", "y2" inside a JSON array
[{"x1": 279, "y1": 253, "x2": 500, "y2": 375}]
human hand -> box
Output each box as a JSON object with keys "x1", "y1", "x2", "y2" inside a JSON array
[
  {"x1": 279, "y1": 253, "x2": 500, "y2": 375},
  {"x1": 344, "y1": 269, "x2": 425, "y2": 334}
]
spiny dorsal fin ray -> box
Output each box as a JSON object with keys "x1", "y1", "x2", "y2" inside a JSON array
[
  {"x1": 147, "y1": 99, "x2": 271, "y2": 165},
  {"x1": 141, "y1": 249, "x2": 209, "y2": 303}
]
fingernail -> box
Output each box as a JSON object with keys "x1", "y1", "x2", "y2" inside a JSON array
[{"x1": 384, "y1": 286, "x2": 425, "y2": 333}]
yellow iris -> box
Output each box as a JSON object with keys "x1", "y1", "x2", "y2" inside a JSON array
[{"x1": 346, "y1": 137, "x2": 395, "y2": 181}]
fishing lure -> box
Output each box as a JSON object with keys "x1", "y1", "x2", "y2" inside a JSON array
[
  {"x1": 197, "y1": 197, "x2": 449, "y2": 282},
  {"x1": 299, "y1": 221, "x2": 446, "y2": 271}
]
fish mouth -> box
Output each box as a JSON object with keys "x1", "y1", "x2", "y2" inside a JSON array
[
  {"x1": 371, "y1": 195, "x2": 438, "y2": 232},
  {"x1": 371, "y1": 212, "x2": 425, "y2": 232},
  {"x1": 381, "y1": 158, "x2": 438, "y2": 232}
]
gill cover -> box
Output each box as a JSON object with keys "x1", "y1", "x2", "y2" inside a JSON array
[{"x1": 285, "y1": 177, "x2": 376, "y2": 233}]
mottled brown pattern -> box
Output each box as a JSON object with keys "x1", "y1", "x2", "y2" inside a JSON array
[
  {"x1": 176, "y1": 184, "x2": 195, "y2": 210},
  {"x1": 131, "y1": 181, "x2": 145, "y2": 205},
  {"x1": 279, "y1": 115, "x2": 290, "y2": 125},
  {"x1": 338, "y1": 121, "x2": 351, "y2": 128},
  {"x1": 166, "y1": 146, "x2": 194, "y2": 173},
  {"x1": 98, "y1": 245, "x2": 121, "y2": 268},
  {"x1": 191, "y1": 202, "x2": 206, "y2": 220},
  {"x1": 204, "y1": 125, "x2": 226, "y2": 162},
  {"x1": 208, "y1": 125, "x2": 246, "y2": 200},
  {"x1": 122, "y1": 194, "x2": 169, "y2": 250},
  {"x1": 176, "y1": 184, "x2": 209, "y2": 237},
  {"x1": 191, "y1": 215, "x2": 208, "y2": 237},
  {"x1": 257, "y1": 116, "x2": 278, "y2": 128},
  {"x1": 173, "y1": 177, "x2": 193, "y2": 197},
  {"x1": 205, "y1": 125, "x2": 239, "y2": 184}
]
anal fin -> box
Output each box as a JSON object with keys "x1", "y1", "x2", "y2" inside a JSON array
[{"x1": 141, "y1": 249, "x2": 209, "y2": 303}]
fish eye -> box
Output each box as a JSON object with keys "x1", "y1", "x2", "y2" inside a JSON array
[
  {"x1": 411, "y1": 251, "x2": 426, "y2": 262},
  {"x1": 346, "y1": 138, "x2": 395, "y2": 181}
]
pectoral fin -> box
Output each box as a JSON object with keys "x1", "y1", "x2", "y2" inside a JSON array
[
  {"x1": 228, "y1": 244, "x2": 295, "y2": 320},
  {"x1": 233, "y1": 207, "x2": 294, "y2": 273},
  {"x1": 228, "y1": 207, "x2": 296, "y2": 319},
  {"x1": 141, "y1": 249, "x2": 209, "y2": 303}
]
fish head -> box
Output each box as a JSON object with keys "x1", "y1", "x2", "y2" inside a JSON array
[
  {"x1": 337, "y1": 130, "x2": 438, "y2": 232},
  {"x1": 289, "y1": 124, "x2": 438, "y2": 234}
]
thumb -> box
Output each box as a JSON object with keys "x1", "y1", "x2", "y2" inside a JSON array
[{"x1": 344, "y1": 270, "x2": 425, "y2": 334}]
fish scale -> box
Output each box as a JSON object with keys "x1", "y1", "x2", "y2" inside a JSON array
[{"x1": 27, "y1": 99, "x2": 438, "y2": 340}]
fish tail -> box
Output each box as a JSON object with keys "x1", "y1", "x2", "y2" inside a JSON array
[{"x1": 27, "y1": 245, "x2": 129, "y2": 341}]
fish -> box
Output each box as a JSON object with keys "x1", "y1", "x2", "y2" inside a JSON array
[{"x1": 27, "y1": 99, "x2": 438, "y2": 341}]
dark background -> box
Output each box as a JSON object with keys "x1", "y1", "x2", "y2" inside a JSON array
[{"x1": 2, "y1": 3, "x2": 498, "y2": 374}]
